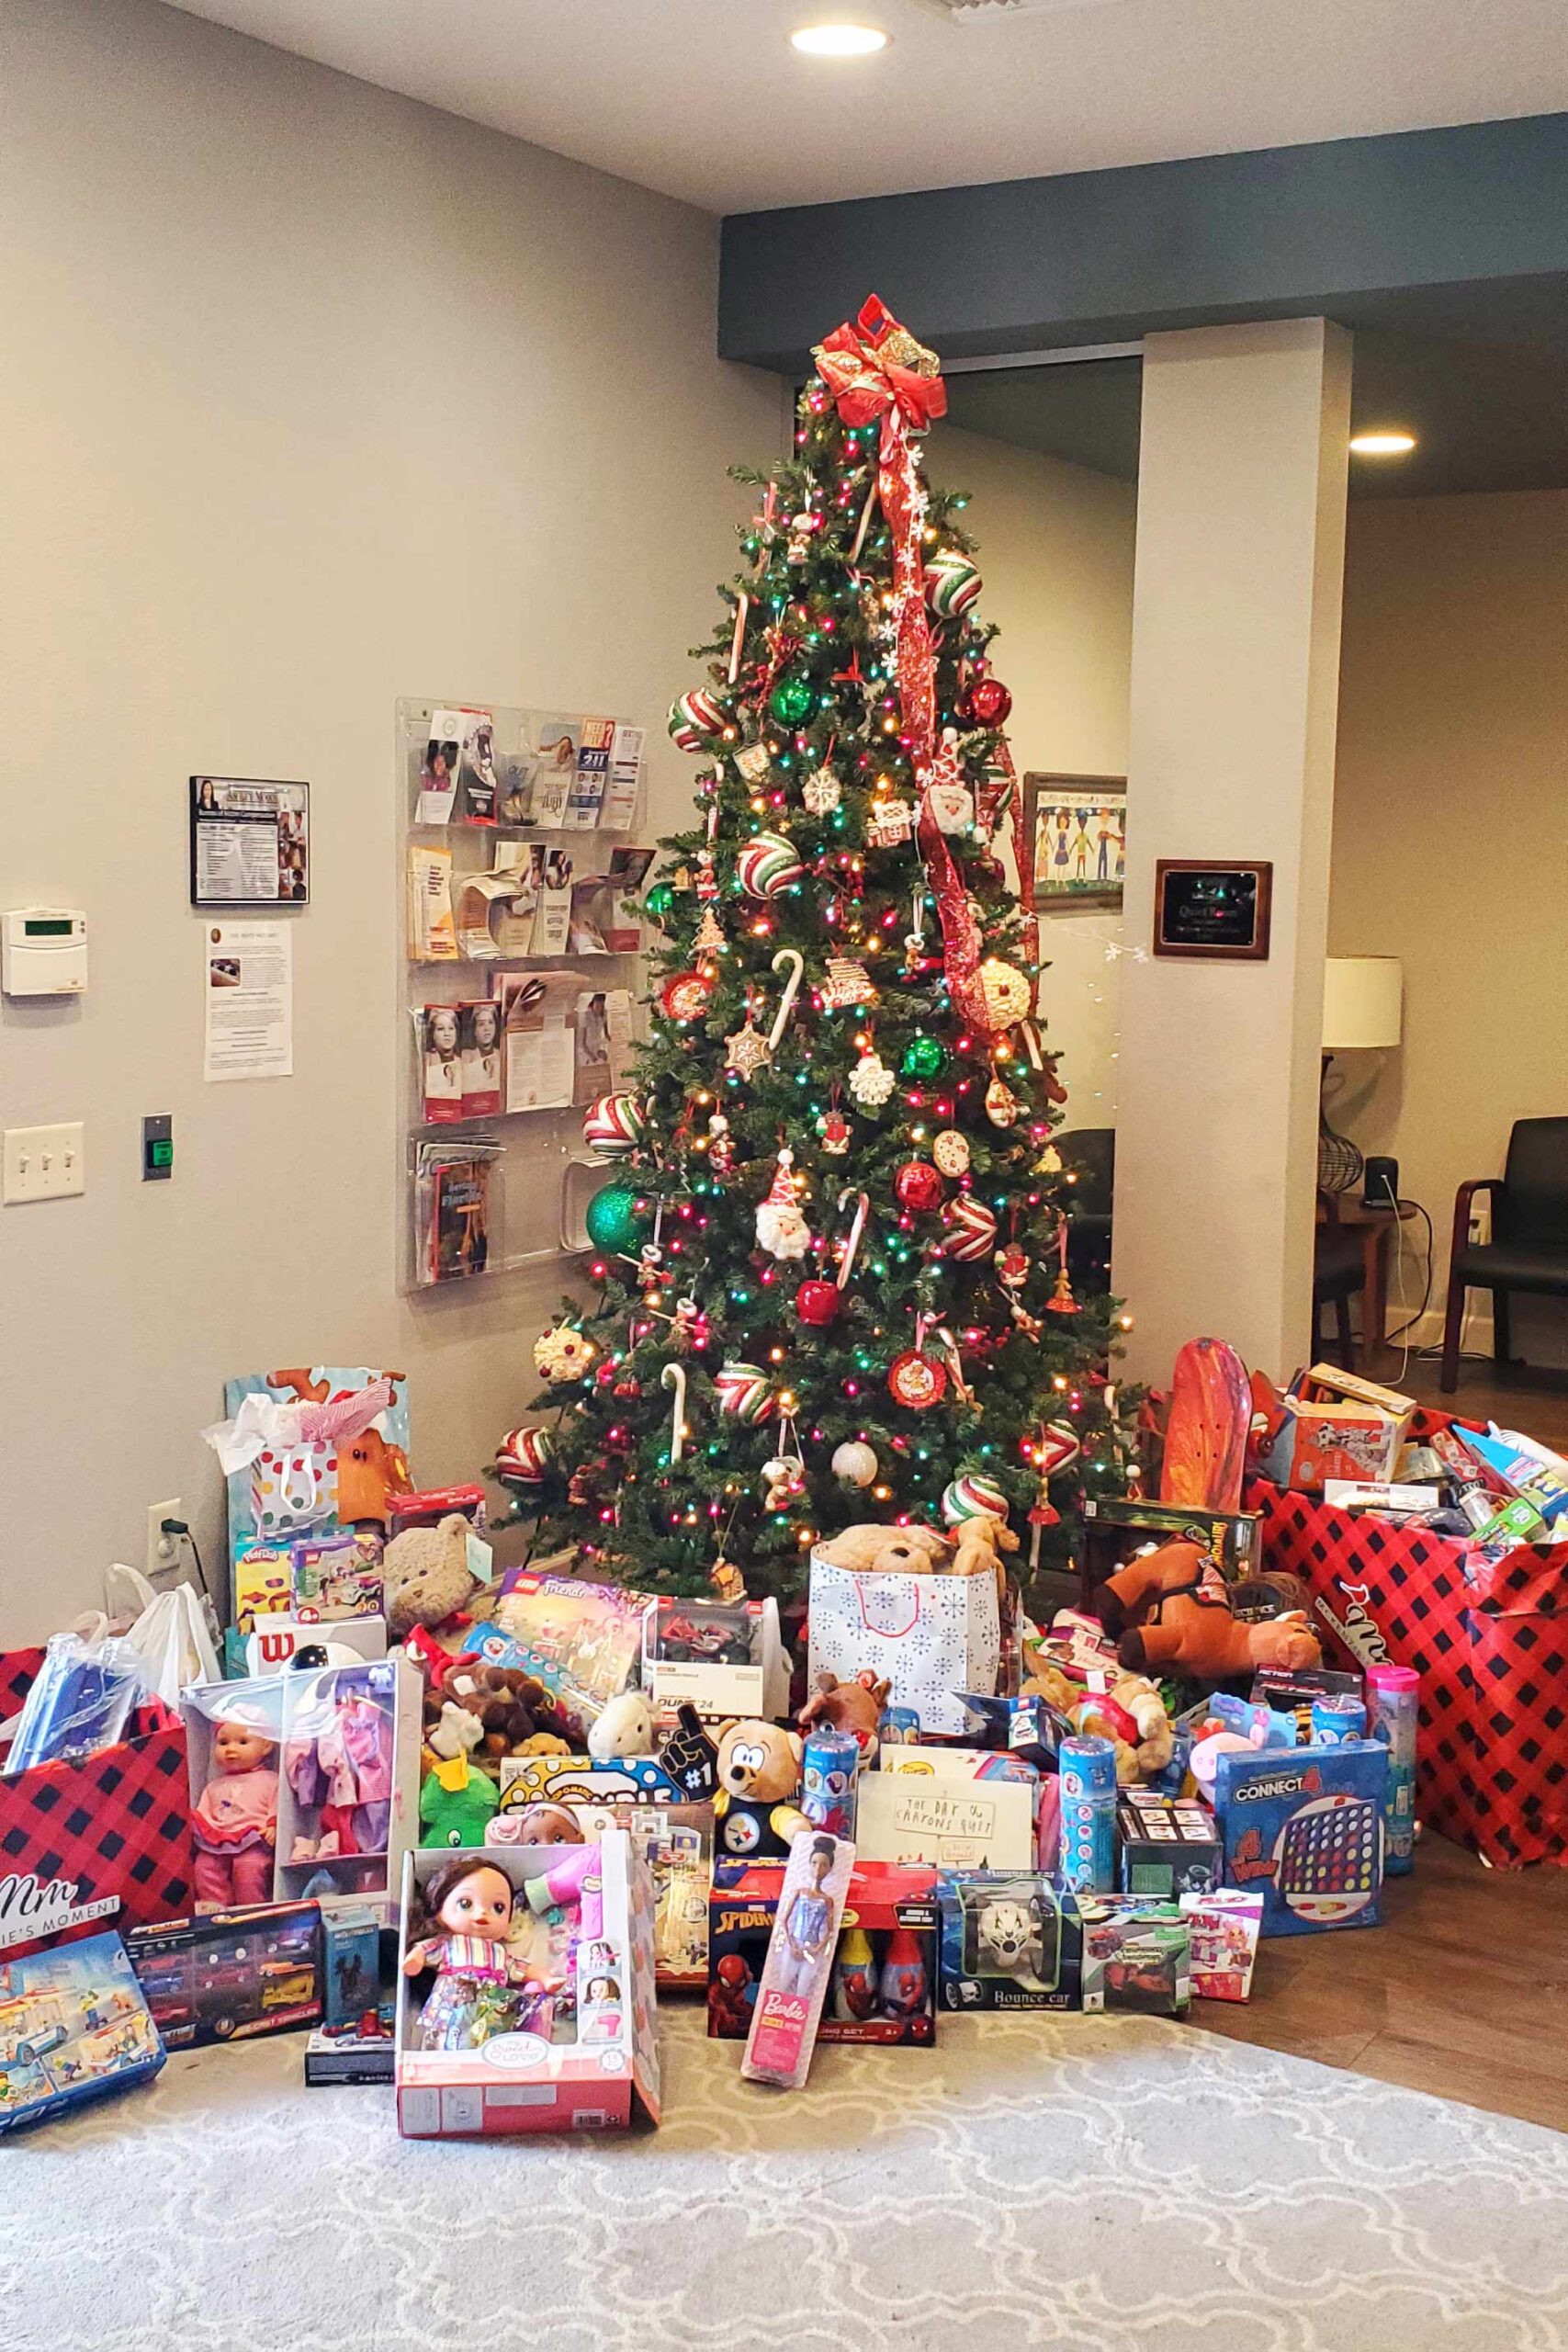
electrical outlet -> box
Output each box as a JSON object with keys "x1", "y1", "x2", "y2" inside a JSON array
[
  {"x1": 3, "y1": 1122, "x2": 85, "y2": 1204},
  {"x1": 146, "y1": 1497, "x2": 182, "y2": 1579}
]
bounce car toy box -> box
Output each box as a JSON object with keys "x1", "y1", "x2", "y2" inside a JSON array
[
  {"x1": 394, "y1": 1831, "x2": 660, "y2": 2139},
  {"x1": 938, "y1": 1873, "x2": 1086, "y2": 2012},
  {"x1": 1213, "y1": 1740, "x2": 1388, "y2": 1939},
  {"x1": 0, "y1": 1931, "x2": 165, "y2": 2136},
  {"x1": 125, "y1": 1899, "x2": 322, "y2": 2047},
  {"x1": 708, "y1": 1859, "x2": 938, "y2": 2047}
]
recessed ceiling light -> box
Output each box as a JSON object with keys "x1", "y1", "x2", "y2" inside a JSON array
[
  {"x1": 1349, "y1": 431, "x2": 1416, "y2": 457},
  {"x1": 790, "y1": 24, "x2": 891, "y2": 56}
]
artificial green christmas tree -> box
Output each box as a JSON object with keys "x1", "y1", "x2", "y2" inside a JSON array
[{"x1": 507, "y1": 298, "x2": 1134, "y2": 1607}]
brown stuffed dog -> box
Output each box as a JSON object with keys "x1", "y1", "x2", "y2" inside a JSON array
[
  {"x1": 796, "y1": 1669, "x2": 891, "y2": 1760},
  {"x1": 1099, "y1": 1539, "x2": 1322, "y2": 1679},
  {"x1": 444, "y1": 1664, "x2": 572, "y2": 1759}
]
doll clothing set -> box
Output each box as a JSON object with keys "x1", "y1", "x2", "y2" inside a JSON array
[{"x1": 287, "y1": 1684, "x2": 394, "y2": 1860}]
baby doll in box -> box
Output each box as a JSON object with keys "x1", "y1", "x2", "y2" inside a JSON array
[{"x1": 192, "y1": 1700, "x2": 279, "y2": 1910}]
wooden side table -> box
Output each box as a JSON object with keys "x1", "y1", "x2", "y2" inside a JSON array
[{"x1": 1324, "y1": 1197, "x2": 1417, "y2": 1350}]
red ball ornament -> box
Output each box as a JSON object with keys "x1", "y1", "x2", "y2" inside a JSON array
[
  {"x1": 660, "y1": 969, "x2": 713, "y2": 1022},
  {"x1": 887, "y1": 1351, "x2": 947, "y2": 1411},
  {"x1": 960, "y1": 676, "x2": 1013, "y2": 728},
  {"x1": 894, "y1": 1159, "x2": 944, "y2": 1214},
  {"x1": 795, "y1": 1278, "x2": 840, "y2": 1327}
]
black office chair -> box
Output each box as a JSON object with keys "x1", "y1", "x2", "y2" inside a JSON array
[
  {"x1": 1313, "y1": 1193, "x2": 1364, "y2": 1370},
  {"x1": 1442, "y1": 1117, "x2": 1568, "y2": 1392},
  {"x1": 1055, "y1": 1128, "x2": 1114, "y2": 1296}
]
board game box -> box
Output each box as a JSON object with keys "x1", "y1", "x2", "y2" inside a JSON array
[{"x1": 1213, "y1": 1740, "x2": 1388, "y2": 1937}]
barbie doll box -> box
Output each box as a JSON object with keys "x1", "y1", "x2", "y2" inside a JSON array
[{"x1": 394, "y1": 1832, "x2": 660, "y2": 2138}]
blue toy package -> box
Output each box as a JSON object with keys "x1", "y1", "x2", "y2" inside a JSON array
[
  {"x1": 2, "y1": 1633, "x2": 151, "y2": 1775},
  {"x1": 0, "y1": 1931, "x2": 165, "y2": 2134},
  {"x1": 1213, "y1": 1740, "x2": 1389, "y2": 1938}
]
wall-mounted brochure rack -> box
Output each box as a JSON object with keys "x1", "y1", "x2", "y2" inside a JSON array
[{"x1": 398, "y1": 696, "x2": 652, "y2": 1294}]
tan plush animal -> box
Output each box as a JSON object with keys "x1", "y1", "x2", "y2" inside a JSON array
[
  {"x1": 814, "y1": 1522, "x2": 951, "y2": 1576},
  {"x1": 947, "y1": 1513, "x2": 1019, "y2": 1597},
  {"x1": 712, "y1": 1717, "x2": 808, "y2": 1862},
  {"x1": 384, "y1": 1513, "x2": 480, "y2": 1640},
  {"x1": 796, "y1": 1669, "x2": 891, "y2": 1758},
  {"x1": 1021, "y1": 1659, "x2": 1176, "y2": 1786}
]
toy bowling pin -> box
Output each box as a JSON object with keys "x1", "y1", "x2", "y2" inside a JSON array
[
  {"x1": 832, "y1": 1925, "x2": 877, "y2": 2021},
  {"x1": 879, "y1": 1927, "x2": 928, "y2": 2021}
]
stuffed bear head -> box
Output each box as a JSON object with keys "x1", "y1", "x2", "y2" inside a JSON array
[
  {"x1": 384, "y1": 1513, "x2": 480, "y2": 1639},
  {"x1": 715, "y1": 1717, "x2": 803, "y2": 1803},
  {"x1": 813, "y1": 1522, "x2": 951, "y2": 1577}
]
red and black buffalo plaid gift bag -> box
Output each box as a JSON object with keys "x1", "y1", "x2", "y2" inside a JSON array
[
  {"x1": 1247, "y1": 1412, "x2": 1568, "y2": 1869},
  {"x1": 0, "y1": 1646, "x2": 194, "y2": 1957}
]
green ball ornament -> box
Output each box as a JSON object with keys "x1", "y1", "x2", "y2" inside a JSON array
[
  {"x1": 900, "y1": 1034, "x2": 947, "y2": 1081},
  {"x1": 643, "y1": 882, "x2": 674, "y2": 922},
  {"x1": 769, "y1": 674, "x2": 815, "y2": 727},
  {"x1": 583, "y1": 1180, "x2": 643, "y2": 1254}
]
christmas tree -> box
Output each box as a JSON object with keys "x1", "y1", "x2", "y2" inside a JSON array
[{"x1": 510, "y1": 297, "x2": 1134, "y2": 1607}]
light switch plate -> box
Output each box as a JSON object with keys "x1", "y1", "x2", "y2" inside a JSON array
[{"x1": 3, "y1": 1122, "x2": 85, "y2": 1204}]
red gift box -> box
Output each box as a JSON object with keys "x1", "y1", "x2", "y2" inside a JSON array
[
  {"x1": 1247, "y1": 1411, "x2": 1568, "y2": 1869},
  {"x1": 0, "y1": 1647, "x2": 194, "y2": 1957}
]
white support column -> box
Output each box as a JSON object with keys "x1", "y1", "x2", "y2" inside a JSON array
[{"x1": 1112, "y1": 320, "x2": 1351, "y2": 1385}]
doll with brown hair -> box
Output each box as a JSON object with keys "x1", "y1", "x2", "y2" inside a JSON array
[
  {"x1": 192, "y1": 1704, "x2": 279, "y2": 1912},
  {"x1": 402, "y1": 1857, "x2": 545, "y2": 2051}
]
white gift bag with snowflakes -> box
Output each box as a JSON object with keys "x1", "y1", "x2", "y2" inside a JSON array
[{"x1": 807, "y1": 1554, "x2": 1000, "y2": 1736}]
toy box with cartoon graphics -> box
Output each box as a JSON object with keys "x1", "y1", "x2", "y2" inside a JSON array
[
  {"x1": 482, "y1": 1573, "x2": 649, "y2": 1737},
  {"x1": 394, "y1": 1832, "x2": 660, "y2": 2138},
  {"x1": 1116, "y1": 1789, "x2": 1224, "y2": 1897},
  {"x1": 1179, "y1": 1890, "x2": 1264, "y2": 2001},
  {"x1": 1080, "y1": 1496, "x2": 1260, "y2": 1591},
  {"x1": 126, "y1": 1899, "x2": 322, "y2": 2047},
  {"x1": 498, "y1": 1751, "x2": 687, "y2": 1814},
  {"x1": 641, "y1": 1594, "x2": 791, "y2": 1724},
  {"x1": 1214, "y1": 1741, "x2": 1388, "y2": 1938},
  {"x1": 938, "y1": 1872, "x2": 1086, "y2": 2011},
  {"x1": 0, "y1": 1931, "x2": 165, "y2": 2136},
  {"x1": 709, "y1": 1859, "x2": 938, "y2": 2047},
  {"x1": 491, "y1": 1800, "x2": 713, "y2": 1987},
  {"x1": 1078, "y1": 1896, "x2": 1191, "y2": 2014}
]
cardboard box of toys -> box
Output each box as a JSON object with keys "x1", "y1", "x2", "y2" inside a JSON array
[
  {"x1": 709, "y1": 1858, "x2": 938, "y2": 2047},
  {"x1": 125, "y1": 1900, "x2": 322, "y2": 2047},
  {"x1": 1116, "y1": 1789, "x2": 1224, "y2": 1897},
  {"x1": 305, "y1": 2010, "x2": 396, "y2": 2086},
  {"x1": 491, "y1": 1800, "x2": 713, "y2": 1988},
  {"x1": 1079, "y1": 1897, "x2": 1191, "y2": 2015},
  {"x1": 938, "y1": 1873, "x2": 1086, "y2": 2011},
  {"x1": 855, "y1": 1758, "x2": 1037, "y2": 1871},
  {"x1": 1213, "y1": 1740, "x2": 1388, "y2": 1937},
  {"x1": 640, "y1": 1594, "x2": 790, "y2": 1724},
  {"x1": 1179, "y1": 1890, "x2": 1264, "y2": 2001},
  {"x1": 394, "y1": 1832, "x2": 660, "y2": 2138},
  {"x1": 183, "y1": 1656, "x2": 422, "y2": 1921},
  {"x1": 1080, "y1": 1497, "x2": 1261, "y2": 1591},
  {"x1": 0, "y1": 1931, "x2": 165, "y2": 2136}
]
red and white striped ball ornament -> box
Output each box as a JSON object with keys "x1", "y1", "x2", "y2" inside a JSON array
[
  {"x1": 736, "y1": 831, "x2": 806, "y2": 899},
  {"x1": 924, "y1": 551, "x2": 983, "y2": 621},
  {"x1": 714, "y1": 1362, "x2": 775, "y2": 1423},
  {"x1": 942, "y1": 1474, "x2": 1010, "y2": 1527},
  {"x1": 944, "y1": 1193, "x2": 998, "y2": 1262},
  {"x1": 582, "y1": 1091, "x2": 644, "y2": 1159},
  {"x1": 668, "y1": 688, "x2": 726, "y2": 752},
  {"x1": 495, "y1": 1424, "x2": 554, "y2": 1487}
]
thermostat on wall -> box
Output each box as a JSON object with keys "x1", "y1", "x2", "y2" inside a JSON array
[{"x1": 2, "y1": 909, "x2": 88, "y2": 996}]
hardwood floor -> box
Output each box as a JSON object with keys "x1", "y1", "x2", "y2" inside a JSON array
[
  {"x1": 1191, "y1": 1830, "x2": 1568, "y2": 2134},
  {"x1": 1363, "y1": 1340, "x2": 1568, "y2": 1453}
]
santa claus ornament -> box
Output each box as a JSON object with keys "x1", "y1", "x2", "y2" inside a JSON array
[{"x1": 755, "y1": 1148, "x2": 812, "y2": 1261}]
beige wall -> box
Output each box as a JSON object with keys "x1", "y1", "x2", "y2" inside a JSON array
[
  {"x1": 930, "y1": 423, "x2": 1137, "y2": 1121},
  {"x1": 1330, "y1": 491, "x2": 1568, "y2": 1360},
  {"x1": 0, "y1": 0, "x2": 782, "y2": 1638}
]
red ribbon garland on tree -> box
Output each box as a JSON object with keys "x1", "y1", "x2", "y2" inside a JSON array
[{"x1": 814, "y1": 295, "x2": 1009, "y2": 1036}]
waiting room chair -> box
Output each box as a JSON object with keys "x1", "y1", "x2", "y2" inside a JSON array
[
  {"x1": 1055, "y1": 1127, "x2": 1114, "y2": 1296},
  {"x1": 1314, "y1": 1193, "x2": 1365, "y2": 1370},
  {"x1": 1441, "y1": 1117, "x2": 1568, "y2": 1392}
]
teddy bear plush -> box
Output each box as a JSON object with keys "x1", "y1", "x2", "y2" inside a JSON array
[
  {"x1": 813, "y1": 1522, "x2": 951, "y2": 1576},
  {"x1": 384, "y1": 1513, "x2": 481, "y2": 1640},
  {"x1": 1021, "y1": 1659, "x2": 1175, "y2": 1786},
  {"x1": 796, "y1": 1669, "x2": 891, "y2": 1759},
  {"x1": 712, "y1": 1718, "x2": 808, "y2": 1861},
  {"x1": 947, "y1": 1513, "x2": 1019, "y2": 1599}
]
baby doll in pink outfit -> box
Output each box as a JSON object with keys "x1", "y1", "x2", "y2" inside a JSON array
[{"x1": 192, "y1": 1711, "x2": 279, "y2": 1911}]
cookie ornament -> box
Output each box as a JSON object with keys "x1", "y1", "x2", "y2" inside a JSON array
[{"x1": 533, "y1": 1325, "x2": 598, "y2": 1383}]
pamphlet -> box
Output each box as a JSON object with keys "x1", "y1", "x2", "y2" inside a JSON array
[
  {"x1": 499, "y1": 975, "x2": 574, "y2": 1113},
  {"x1": 601, "y1": 724, "x2": 645, "y2": 832},
  {"x1": 573, "y1": 985, "x2": 635, "y2": 1103},
  {"x1": 417, "y1": 712, "x2": 464, "y2": 825},
  {"x1": 460, "y1": 1001, "x2": 503, "y2": 1117},
  {"x1": 532, "y1": 716, "x2": 581, "y2": 826},
  {"x1": 460, "y1": 711, "x2": 499, "y2": 826},
  {"x1": 454, "y1": 870, "x2": 519, "y2": 960},
  {"x1": 565, "y1": 717, "x2": 615, "y2": 829},
  {"x1": 190, "y1": 777, "x2": 310, "y2": 907},
  {"x1": 204, "y1": 922, "x2": 294, "y2": 1083},
  {"x1": 529, "y1": 848, "x2": 573, "y2": 956},
  {"x1": 571, "y1": 846, "x2": 655, "y2": 954},
  {"x1": 415, "y1": 1137, "x2": 502, "y2": 1284},
  {"x1": 419, "y1": 1005, "x2": 465, "y2": 1124},
  {"x1": 407, "y1": 845, "x2": 458, "y2": 960}
]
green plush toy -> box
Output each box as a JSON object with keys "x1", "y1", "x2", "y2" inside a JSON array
[{"x1": 419, "y1": 1758, "x2": 500, "y2": 1849}]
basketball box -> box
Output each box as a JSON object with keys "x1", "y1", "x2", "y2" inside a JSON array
[{"x1": 1213, "y1": 1740, "x2": 1388, "y2": 1939}]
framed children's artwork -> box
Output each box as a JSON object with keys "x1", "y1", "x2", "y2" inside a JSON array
[
  {"x1": 1152, "y1": 860, "x2": 1273, "y2": 960},
  {"x1": 1023, "y1": 776, "x2": 1126, "y2": 910}
]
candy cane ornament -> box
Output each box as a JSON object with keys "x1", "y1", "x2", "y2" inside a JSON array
[
  {"x1": 661, "y1": 1362, "x2": 688, "y2": 1464},
  {"x1": 835, "y1": 1188, "x2": 870, "y2": 1291},
  {"x1": 767, "y1": 948, "x2": 806, "y2": 1052}
]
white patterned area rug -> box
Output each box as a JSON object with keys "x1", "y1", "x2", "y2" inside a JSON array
[{"x1": 6, "y1": 2007, "x2": 1567, "y2": 2352}]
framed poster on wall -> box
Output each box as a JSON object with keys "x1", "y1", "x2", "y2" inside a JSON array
[
  {"x1": 1152, "y1": 860, "x2": 1273, "y2": 959},
  {"x1": 1022, "y1": 775, "x2": 1125, "y2": 910},
  {"x1": 190, "y1": 777, "x2": 310, "y2": 908}
]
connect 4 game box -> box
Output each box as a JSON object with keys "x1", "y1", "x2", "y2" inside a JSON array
[{"x1": 1213, "y1": 1742, "x2": 1388, "y2": 1939}]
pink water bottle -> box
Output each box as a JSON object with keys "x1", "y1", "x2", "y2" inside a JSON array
[{"x1": 1366, "y1": 1663, "x2": 1418, "y2": 1875}]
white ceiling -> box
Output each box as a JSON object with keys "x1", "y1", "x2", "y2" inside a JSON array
[{"x1": 163, "y1": 0, "x2": 1568, "y2": 214}]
